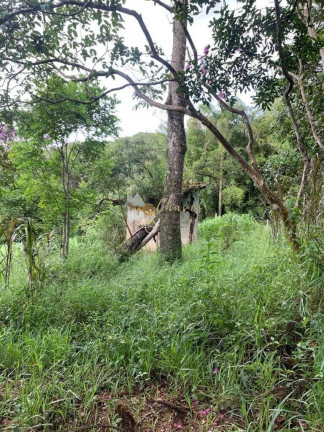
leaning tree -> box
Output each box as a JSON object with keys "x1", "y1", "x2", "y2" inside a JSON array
[{"x1": 0, "y1": 0, "x2": 322, "y2": 259}]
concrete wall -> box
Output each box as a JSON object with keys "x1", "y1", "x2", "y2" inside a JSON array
[{"x1": 126, "y1": 191, "x2": 201, "y2": 250}]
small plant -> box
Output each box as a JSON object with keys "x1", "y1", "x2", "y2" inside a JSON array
[
  {"x1": 0, "y1": 219, "x2": 16, "y2": 289},
  {"x1": 19, "y1": 218, "x2": 56, "y2": 292},
  {"x1": 198, "y1": 238, "x2": 219, "y2": 284},
  {"x1": 199, "y1": 213, "x2": 256, "y2": 250}
]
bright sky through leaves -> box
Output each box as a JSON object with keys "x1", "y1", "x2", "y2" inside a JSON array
[{"x1": 115, "y1": 0, "x2": 271, "y2": 137}]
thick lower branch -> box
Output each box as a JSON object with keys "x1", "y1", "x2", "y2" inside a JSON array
[{"x1": 117, "y1": 223, "x2": 157, "y2": 261}]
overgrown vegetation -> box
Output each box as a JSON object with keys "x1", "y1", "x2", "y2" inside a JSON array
[
  {"x1": 0, "y1": 215, "x2": 323, "y2": 431},
  {"x1": 0, "y1": 1, "x2": 323, "y2": 430}
]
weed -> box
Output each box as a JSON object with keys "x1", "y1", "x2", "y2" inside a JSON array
[{"x1": 0, "y1": 215, "x2": 323, "y2": 431}]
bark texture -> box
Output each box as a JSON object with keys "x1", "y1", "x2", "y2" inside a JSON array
[
  {"x1": 159, "y1": 3, "x2": 187, "y2": 262},
  {"x1": 117, "y1": 224, "x2": 156, "y2": 262}
]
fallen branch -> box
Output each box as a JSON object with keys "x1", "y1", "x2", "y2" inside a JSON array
[
  {"x1": 117, "y1": 225, "x2": 153, "y2": 261},
  {"x1": 135, "y1": 219, "x2": 160, "y2": 251},
  {"x1": 117, "y1": 219, "x2": 160, "y2": 261}
]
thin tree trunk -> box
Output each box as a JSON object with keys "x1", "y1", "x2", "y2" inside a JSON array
[
  {"x1": 188, "y1": 209, "x2": 197, "y2": 244},
  {"x1": 62, "y1": 207, "x2": 70, "y2": 259},
  {"x1": 5, "y1": 219, "x2": 15, "y2": 288},
  {"x1": 299, "y1": 0, "x2": 324, "y2": 73},
  {"x1": 218, "y1": 153, "x2": 223, "y2": 216},
  {"x1": 117, "y1": 186, "x2": 132, "y2": 237},
  {"x1": 299, "y1": 78, "x2": 324, "y2": 151},
  {"x1": 61, "y1": 145, "x2": 70, "y2": 259},
  {"x1": 290, "y1": 61, "x2": 324, "y2": 152},
  {"x1": 159, "y1": 1, "x2": 187, "y2": 262},
  {"x1": 297, "y1": 159, "x2": 310, "y2": 202}
]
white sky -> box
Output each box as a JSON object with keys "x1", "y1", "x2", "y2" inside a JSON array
[{"x1": 112, "y1": 0, "x2": 273, "y2": 137}]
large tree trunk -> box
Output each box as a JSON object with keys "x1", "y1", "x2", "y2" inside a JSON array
[{"x1": 159, "y1": 3, "x2": 187, "y2": 262}]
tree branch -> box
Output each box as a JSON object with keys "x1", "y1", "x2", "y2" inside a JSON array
[
  {"x1": 183, "y1": 26, "x2": 198, "y2": 64},
  {"x1": 204, "y1": 83, "x2": 261, "y2": 176},
  {"x1": 297, "y1": 159, "x2": 309, "y2": 202},
  {"x1": 0, "y1": 1, "x2": 176, "y2": 76},
  {"x1": 153, "y1": 0, "x2": 172, "y2": 12},
  {"x1": 298, "y1": 0, "x2": 324, "y2": 72},
  {"x1": 189, "y1": 105, "x2": 289, "y2": 220},
  {"x1": 274, "y1": 0, "x2": 309, "y2": 163},
  {"x1": 34, "y1": 78, "x2": 172, "y2": 106},
  {"x1": 136, "y1": 219, "x2": 160, "y2": 251},
  {"x1": 290, "y1": 60, "x2": 324, "y2": 152}
]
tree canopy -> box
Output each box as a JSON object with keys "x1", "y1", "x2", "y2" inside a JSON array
[{"x1": 0, "y1": 0, "x2": 323, "y2": 257}]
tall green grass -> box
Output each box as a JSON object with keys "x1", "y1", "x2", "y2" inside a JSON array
[{"x1": 0, "y1": 214, "x2": 323, "y2": 431}]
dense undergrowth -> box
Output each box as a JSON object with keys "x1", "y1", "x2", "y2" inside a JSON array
[{"x1": 0, "y1": 214, "x2": 323, "y2": 431}]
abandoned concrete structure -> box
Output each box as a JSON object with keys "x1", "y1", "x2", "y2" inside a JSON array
[{"x1": 126, "y1": 183, "x2": 206, "y2": 250}]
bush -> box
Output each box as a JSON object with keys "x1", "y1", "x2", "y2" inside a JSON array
[{"x1": 199, "y1": 213, "x2": 257, "y2": 248}]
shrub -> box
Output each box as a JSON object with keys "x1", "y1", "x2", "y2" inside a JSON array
[{"x1": 199, "y1": 213, "x2": 257, "y2": 248}]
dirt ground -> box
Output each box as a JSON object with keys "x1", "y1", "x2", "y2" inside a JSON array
[{"x1": 68, "y1": 387, "x2": 235, "y2": 432}]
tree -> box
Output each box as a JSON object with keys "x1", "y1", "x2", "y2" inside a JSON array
[
  {"x1": 12, "y1": 75, "x2": 118, "y2": 258},
  {"x1": 195, "y1": 0, "x2": 323, "y2": 198},
  {"x1": 0, "y1": 123, "x2": 38, "y2": 222},
  {"x1": 185, "y1": 104, "x2": 270, "y2": 218},
  {"x1": 159, "y1": 1, "x2": 187, "y2": 260},
  {"x1": 0, "y1": 0, "x2": 322, "y2": 255},
  {"x1": 108, "y1": 132, "x2": 167, "y2": 206}
]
